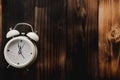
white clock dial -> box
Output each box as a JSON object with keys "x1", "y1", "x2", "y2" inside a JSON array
[{"x1": 4, "y1": 36, "x2": 37, "y2": 68}]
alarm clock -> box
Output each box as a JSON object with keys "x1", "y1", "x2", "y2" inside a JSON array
[{"x1": 4, "y1": 23, "x2": 39, "y2": 69}]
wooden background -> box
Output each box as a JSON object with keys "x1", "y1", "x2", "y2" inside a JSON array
[
  {"x1": 99, "y1": 0, "x2": 120, "y2": 80},
  {"x1": 1, "y1": 0, "x2": 117, "y2": 80}
]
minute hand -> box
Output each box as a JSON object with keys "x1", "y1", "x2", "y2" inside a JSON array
[
  {"x1": 18, "y1": 50, "x2": 25, "y2": 59},
  {"x1": 18, "y1": 42, "x2": 25, "y2": 59},
  {"x1": 21, "y1": 42, "x2": 25, "y2": 50}
]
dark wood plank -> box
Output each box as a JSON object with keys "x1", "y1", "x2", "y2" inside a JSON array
[
  {"x1": 86, "y1": 0, "x2": 99, "y2": 80},
  {"x1": 0, "y1": 0, "x2": 2, "y2": 65},
  {"x1": 1, "y1": 0, "x2": 35, "y2": 80},
  {"x1": 65, "y1": 0, "x2": 87, "y2": 80},
  {"x1": 1, "y1": 0, "x2": 99, "y2": 80},
  {"x1": 66, "y1": 0, "x2": 98, "y2": 80},
  {"x1": 34, "y1": 0, "x2": 67, "y2": 80}
]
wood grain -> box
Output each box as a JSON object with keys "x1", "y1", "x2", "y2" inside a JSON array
[
  {"x1": 99, "y1": 0, "x2": 120, "y2": 79},
  {"x1": 0, "y1": 0, "x2": 2, "y2": 64},
  {"x1": 0, "y1": 0, "x2": 3, "y2": 78},
  {"x1": 1, "y1": 0, "x2": 35, "y2": 80},
  {"x1": 1, "y1": 0, "x2": 98, "y2": 80}
]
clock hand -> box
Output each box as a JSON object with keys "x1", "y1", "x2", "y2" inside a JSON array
[
  {"x1": 18, "y1": 40, "x2": 25, "y2": 59},
  {"x1": 18, "y1": 41, "x2": 21, "y2": 50},
  {"x1": 21, "y1": 42, "x2": 25, "y2": 50},
  {"x1": 18, "y1": 42, "x2": 20, "y2": 49},
  {"x1": 20, "y1": 52, "x2": 25, "y2": 59},
  {"x1": 18, "y1": 41, "x2": 25, "y2": 50},
  {"x1": 18, "y1": 50, "x2": 25, "y2": 59}
]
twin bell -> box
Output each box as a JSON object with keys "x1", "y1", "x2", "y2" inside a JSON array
[{"x1": 6, "y1": 23, "x2": 39, "y2": 42}]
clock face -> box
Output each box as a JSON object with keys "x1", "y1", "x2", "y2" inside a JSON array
[{"x1": 4, "y1": 36, "x2": 36, "y2": 68}]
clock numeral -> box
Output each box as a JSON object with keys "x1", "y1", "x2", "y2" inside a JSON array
[
  {"x1": 20, "y1": 40, "x2": 22, "y2": 42},
  {"x1": 7, "y1": 50, "x2": 10, "y2": 52},
  {"x1": 17, "y1": 63, "x2": 19, "y2": 65}
]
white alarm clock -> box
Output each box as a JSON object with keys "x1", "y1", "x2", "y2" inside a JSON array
[{"x1": 4, "y1": 23, "x2": 39, "y2": 69}]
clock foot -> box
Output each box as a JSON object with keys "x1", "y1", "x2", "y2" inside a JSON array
[
  {"x1": 7, "y1": 64, "x2": 10, "y2": 69},
  {"x1": 26, "y1": 68, "x2": 30, "y2": 71}
]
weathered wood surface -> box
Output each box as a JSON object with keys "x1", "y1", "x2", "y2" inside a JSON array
[
  {"x1": 0, "y1": 0, "x2": 2, "y2": 65},
  {"x1": 1, "y1": 0, "x2": 35, "y2": 80},
  {"x1": 99, "y1": 0, "x2": 120, "y2": 80},
  {"x1": 0, "y1": 0, "x2": 2, "y2": 78},
  {"x1": 1, "y1": 0, "x2": 98, "y2": 80}
]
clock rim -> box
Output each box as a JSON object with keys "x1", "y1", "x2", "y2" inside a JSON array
[{"x1": 4, "y1": 36, "x2": 37, "y2": 68}]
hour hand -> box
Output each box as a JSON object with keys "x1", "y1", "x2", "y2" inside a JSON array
[
  {"x1": 20, "y1": 53, "x2": 25, "y2": 59},
  {"x1": 18, "y1": 42, "x2": 21, "y2": 49},
  {"x1": 18, "y1": 50, "x2": 25, "y2": 59},
  {"x1": 18, "y1": 41, "x2": 25, "y2": 50}
]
